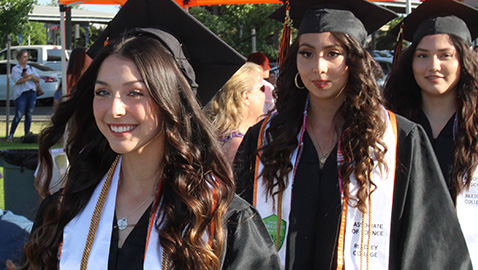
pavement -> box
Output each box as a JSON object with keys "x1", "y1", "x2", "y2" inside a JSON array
[{"x1": 0, "y1": 104, "x2": 53, "y2": 122}]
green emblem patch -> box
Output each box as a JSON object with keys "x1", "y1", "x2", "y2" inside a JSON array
[{"x1": 263, "y1": 215, "x2": 286, "y2": 250}]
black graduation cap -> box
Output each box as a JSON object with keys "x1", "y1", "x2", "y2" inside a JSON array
[
  {"x1": 269, "y1": 0, "x2": 397, "y2": 46},
  {"x1": 87, "y1": 0, "x2": 246, "y2": 105},
  {"x1": 391, "y1": 0, "x2": 478, "y2": 44}
]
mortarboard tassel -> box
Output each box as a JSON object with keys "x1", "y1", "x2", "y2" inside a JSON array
[
  {"x1": 391, "y1": 22, "x2": 404, "y2": 71},
  {"x1": 278, "y1": 1, "x2": 292, "y2": 67}
]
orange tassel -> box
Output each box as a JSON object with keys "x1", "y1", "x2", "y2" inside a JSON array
[
  {"x1": 277, "y1": 1, "x2": 292, "y2": 67},
  {"x1": 104, "y1": 36, "x2": 110, "y2": 47},
  {"x1": 392, "y1": 22, "x2": 404, "y2": 71}
]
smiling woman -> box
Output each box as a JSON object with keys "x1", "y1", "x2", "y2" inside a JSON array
[
  {"x1": 9, "y1": 29, "x2": 280, "y2": 270},
  {"x1": 383, "y1": 0, "x2": 478, "y2": 265}
]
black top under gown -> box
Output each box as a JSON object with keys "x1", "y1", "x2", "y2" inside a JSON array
[
  {"x1": 108, "y1": 205, "x2": 152, "y2": 270},
  {"x1": 417, "y1": 111, "x2": 455, "y2": 190},
  {"x1": 286, "y1": 131, "x2": 341, "y2": 269},
  {"x1": 27, "y1": 194, "x2": 281, "y2": 269},
  {"x1": 234, "y1": 114, "x2": 472, "y2": 270}
]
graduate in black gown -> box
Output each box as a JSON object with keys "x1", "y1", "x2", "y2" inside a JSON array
[
  {"x1": 383, "y1": 0, "x2": 478, "y2": 266},
  {"x1": 234, "y1": 0, "x2": 472, "y2": 269},
  {"x1": 9, "y1": 29, "x2": 280, "y2": 270}
]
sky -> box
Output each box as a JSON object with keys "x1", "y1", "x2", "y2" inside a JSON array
[{"x1": 36, "y1": 0, "x2": 120, "y2": 14}]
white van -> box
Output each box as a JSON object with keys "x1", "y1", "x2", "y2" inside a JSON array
[{"x1": 0, "y1": 45, "x2": 69, "y2": 71}]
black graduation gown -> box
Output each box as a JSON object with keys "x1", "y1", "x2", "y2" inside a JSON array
[
  {"x1": 28, "y1": 193, "x2": 280, "y2": 269},
  {"x1": 234, "y1": 114, "x2": 472, "y2": 270},
  {"x1": 417, "y1": 111, "x2": 455, "y2": 189}
]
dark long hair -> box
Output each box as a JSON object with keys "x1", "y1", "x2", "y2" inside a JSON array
[
  {"x1": 17, "y1": 35, "x2": 234, "y2": 270},
  {"x1": 260, "y1": 32, "x2": 387, "y2": 212},
  {"x1": 66, "y1": 47, "x2": 87, "y2": 93},
  {"x1": 384, "y1": 34, "x2": 478, "y2": 199}
]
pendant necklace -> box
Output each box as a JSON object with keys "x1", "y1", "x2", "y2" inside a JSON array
[
  {"x1": 117, "y1": 194, "x2": 154, "y2": 230},
  {"x1": 308, "y1": 120, "x2": 336, "y2": 168}
]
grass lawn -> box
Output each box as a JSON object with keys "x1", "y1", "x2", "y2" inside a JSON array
[
  {"x1": 0, "y1": 121, "x2": 49, "y2": 210},
  {"x1": 0, "y1": 121, "x2": 50, "y2": 149}
]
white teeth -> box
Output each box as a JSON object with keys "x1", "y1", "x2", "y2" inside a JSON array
[{"x1": 110, "y1": 125, "x2": 136, "y2": 133}]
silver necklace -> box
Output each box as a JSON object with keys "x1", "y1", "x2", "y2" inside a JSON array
[
  {"x1": 117, "y1": 195, "x2": 153, "y2": 230},
  {"x1": 307, "y1": 120, "x2": 337, "y2": 168}
]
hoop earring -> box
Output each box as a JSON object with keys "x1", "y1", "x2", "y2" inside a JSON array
[{"x1": 295, "y1": 73, "x2": 305, "y2": 89}]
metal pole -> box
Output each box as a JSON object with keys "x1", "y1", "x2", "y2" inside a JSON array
[
  {"x1": 251, "y1": 28, "x2": 257, "y2": 53},
  {"x1": 406, "y1": 0, "x2": 412, "y2": 15},
  {"x1": 60, "y1": 5, "x2": 68, "y2": 98},
  {"x1": 6, "y1": 35, "x2": 11, "y2": 138}
]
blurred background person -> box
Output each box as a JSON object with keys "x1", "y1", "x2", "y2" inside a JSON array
[
  {"x1": 8, "y1": 50, "x2": 40, "y2": 142},
  {"x1": 0, "y1": 208, "x2": 32, "y2": 269},
  {"x1": 53, "y1": 47, "x2": 92, "y2": 110},
  {"x1": 247, "y1": 52, "x2": 275, "y2": 113},
  {"x1": 205, "y1": 62, "x2": 266, "y2": 164}
]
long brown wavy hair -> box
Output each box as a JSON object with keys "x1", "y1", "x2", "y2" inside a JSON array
[
  {"x1": 14, "y1": 35, "x2": 234, "y2": 270},
  {"x1": 260, "y1": 32, "x2": 387, "y2": 212},
  {"x1": 383, "y1": 34, "x2": 478, "y2": 200}
]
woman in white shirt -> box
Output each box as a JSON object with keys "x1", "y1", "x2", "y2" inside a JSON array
[{"x1": 8, "y1": 49, "x2": 40, "y2": 141}]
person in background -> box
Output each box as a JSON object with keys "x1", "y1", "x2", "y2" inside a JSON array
[
  {"x1": 247, "y1": 52, "x2": 275, "y2": 113},
  {"x1": 204, "y1": 62, "x2": 266, "y2": 164},
  {"x1": 234, "y1": 0, "x2": 472, "y2": 268},
  {"x1": 383, "y1": 0, "x2": 478, "y2": 266},
  {"x1": 0, "y1": 209, "x2": 33, "y2": 269},
  {"x1": 67, "y1": 47, "x2": 92, "y2": 95},
  {"x1": 7, "y1": 50, "x2": 40, "y2": 142},
  {"x1": 53, "y1": 47, "x2": 93, "y2": 110},
  {"x1": 10, "y1": 29, "x2": 280, "y2": 270}
]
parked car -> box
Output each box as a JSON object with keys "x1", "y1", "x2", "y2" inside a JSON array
[
  {"x1": 0, "y1": 61, "x2": 62, "y2": 104},
  {"x1": 0, "y1": 45, "x2": 69, "y2": 71},
  {"x1": 373, "y1": 56, "x2": 393, "y2": 89}
]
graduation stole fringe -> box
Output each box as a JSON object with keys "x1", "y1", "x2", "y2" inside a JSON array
[{"x1": 278, "y1": 1, "x2": 292, "y2": 67}]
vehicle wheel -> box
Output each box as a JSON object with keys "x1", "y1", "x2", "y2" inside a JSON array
[{"x1": 38, "y1": 98, "x2": 53, "y2": 106}]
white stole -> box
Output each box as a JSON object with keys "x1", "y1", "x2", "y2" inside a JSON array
[
  {"x1": 456, "y1": 176, "x2": 478, "y2": 268},
  {"x1": 342, "y1": 109, "x2": 396, "y2": 270},
  {"x1": 254, "y1": 108, "x2": 396, "y2": 269},
  {"x1": 60, "y1": 156, "x2": 164, "y2": 269}
]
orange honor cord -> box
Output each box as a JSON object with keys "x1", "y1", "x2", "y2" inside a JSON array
[
  {"x1": 144, "y1": 176, "x2": 164, "y2": 261},
  {"x1": 336, "y1": 197, "x2": 348, "y2": 270},
  {"x1": 253, "y1": 115, "x2": 272, "y2": 207},
  {"x1": 209, "y1": 187, "x2": 218, "y2": 246}
]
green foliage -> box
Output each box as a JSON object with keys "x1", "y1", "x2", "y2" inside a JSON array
[
  {"x1": 11, "y1": 21, "x2": 47, "y2": 45},
  {"x1": 374, "y1": 16, "x2": 408, "y2": 51},
  {"x1": 0, "y1": 0, "x2": 34, "y2": 47},
  {"x1": 190, "y1": 4, "x2": 283, "y2": 61}
]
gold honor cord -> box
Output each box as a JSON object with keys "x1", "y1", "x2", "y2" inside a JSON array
[
  {"x1": 276, "y1": 192, "x2": 283, "y2": 251},
  {"x1": 80, "y1": 155, "x2": 120, "y2": 270},
  {"x1": 359, "y1": 188, "x2": 373, "y2": 270},
  {"x1": 161, "y1": 249, "x2": 170, "y2": 270}
]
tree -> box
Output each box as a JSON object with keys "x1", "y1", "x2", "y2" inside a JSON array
[
  {"x1": 0, "y1": 0, "x2": 34, "y2": 47},
  {"x1": 11, "y1": 21, "x2": 47, "y2": 45},
  {"x1": 190, "y1": 4, "x2": 284, "y2": 62},
  {"x1": 374, "y1": 16, "x2": 408, "y2": 51}
]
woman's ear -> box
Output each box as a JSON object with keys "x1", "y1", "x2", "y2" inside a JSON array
[{"x1": 242, "y1": 90, "x2": 251, "y2": 104}]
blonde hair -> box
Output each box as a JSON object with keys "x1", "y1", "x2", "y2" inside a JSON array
[{"x1": 205, "y1": 62, "x2": 263, "y2": 137}]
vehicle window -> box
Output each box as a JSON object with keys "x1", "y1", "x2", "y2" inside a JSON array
[
  {"x1": 27, "y1": 49, "x2": 38, "y2": 62},
  {"x1": 0, "y1": 51, "x2": 16, "y2": 61},
  {"x1": 0, "y1": 64, "x2": 6, "y2": 75},
  {"x1": 47, "y1": 49, "x2": 63, "y2": 61}
]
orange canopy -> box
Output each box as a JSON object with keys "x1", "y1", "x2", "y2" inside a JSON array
[{"x1": 57, "y1": 0, "x2": 410, "y2": 8}]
